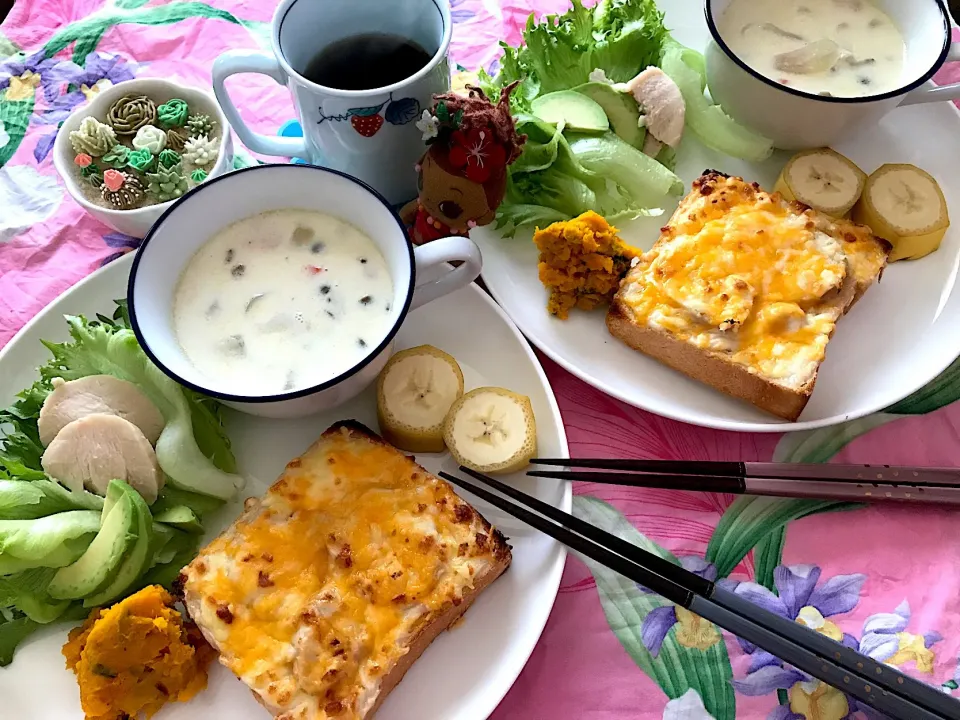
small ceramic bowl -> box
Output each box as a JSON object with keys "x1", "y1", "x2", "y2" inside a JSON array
[{"x1": 53, "y1": 78, "x2": 234, "y2": 238}]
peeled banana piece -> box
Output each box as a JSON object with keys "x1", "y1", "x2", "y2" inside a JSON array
[
  {"x1": 377, "y1": 345, "x2": 464, "y2": 453},
  {"x1": 851, "y1": 164, "x2": 950, "y2": 262},
  {"x1": 443, "y1": 387, "x2": 537, "y2": 475},
  {"x1": 774, "y1": 148, "x2": 866, "y2": 218}
]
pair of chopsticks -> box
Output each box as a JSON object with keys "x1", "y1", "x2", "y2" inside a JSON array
[
  {"x1": 439, "y1": 466, "x2": 960, "y2": 720},
  {"x1": 527, "y1": 459, "x2": 960, "y2": 506}
]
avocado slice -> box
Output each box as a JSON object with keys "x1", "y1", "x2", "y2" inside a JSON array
[
  {"x1": 48, "y1": 482, "x2": 137, "y2": 600},
  {"x1": 574, "y1": 82, "x2": 646, "y2": 150},
  {"x1": 153, "y1": 505, "x2": 203, "y2": 534},
  {"x1": 531, "y1": 90, "x2": 609, "y2": 133},
  {"x1": 84, "y1": 481, "x2": 154, "y2": 607}
]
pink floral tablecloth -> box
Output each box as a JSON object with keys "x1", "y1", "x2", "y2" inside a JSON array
[{"x1": 3, "y1": 2, "x2": 960, "y2": 719}]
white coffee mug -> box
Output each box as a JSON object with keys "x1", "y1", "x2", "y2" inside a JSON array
[
  {"x1": 212, "y1": 0, "x2": 452, "y2": 205},
  {"x1": 127, "y1": 164, "x2": 481, "y2": 419},
  {"x1": 705, "y1": 0, "x2": 960, "y2": 149}
]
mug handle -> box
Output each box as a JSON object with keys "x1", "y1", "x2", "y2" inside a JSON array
[
  {"x1": 212, "y1": 50, "x2": 308, "y2": 158},
  {"x1": 901, "y1": 42, "x2": 960, "y2": 106},
  {"x1": 410, "y1": 236, "x2": 482, "y2": 310}
]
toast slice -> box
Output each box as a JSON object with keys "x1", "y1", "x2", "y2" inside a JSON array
[
  {"x1": 607, "y1": 170, "x2": 890, "y2": 421},
  {"x1": 178, "y1": 421, "x2": 511, "y2": 720}
]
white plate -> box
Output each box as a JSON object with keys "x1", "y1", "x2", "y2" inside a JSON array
[
  {"x1": 473, "y1": 0, "x2": 960, "y2": 432},
  {"x1": 0, "y1": 253, "x2": 570, "y2": 720}
]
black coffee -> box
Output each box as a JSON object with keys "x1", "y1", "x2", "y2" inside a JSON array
[{"x1": 302, "y1": 33, "x2": 432, "y2": 91}]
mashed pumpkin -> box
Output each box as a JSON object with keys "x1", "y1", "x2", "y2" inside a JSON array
[
  {"x1": 534, "y1": 211, "x2": 640, "y2": 319},
  {"x1": 62, "y1": 585, "x2": 216, "y2": 720}
]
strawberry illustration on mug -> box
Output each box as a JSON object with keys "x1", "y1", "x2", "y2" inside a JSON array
[{"x1": 319, "y1": 94, "x2": 420, "y2": 138}]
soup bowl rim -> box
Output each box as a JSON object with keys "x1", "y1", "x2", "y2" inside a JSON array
[
  {"x1": 126, "y1": 163, "x2": 416, "y2": 404},
  {"x1": 703, "y1": 0, "x2": 951, "y2": 105}
]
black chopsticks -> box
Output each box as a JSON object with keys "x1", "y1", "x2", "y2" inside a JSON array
[
  {"x1": 526, "y1": 459, "x2": 960, "y2": 506},
  {"x1": 439, "y1": 467, "x2": 960, "y2": 720}
]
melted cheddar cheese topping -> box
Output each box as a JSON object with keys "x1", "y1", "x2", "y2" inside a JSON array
[
  {"x1": 182, "y1": 425, "x2": 509, "y2": 720},
  {"x1": 617, "y1": 175, "x2": 855, "y2": 389}
]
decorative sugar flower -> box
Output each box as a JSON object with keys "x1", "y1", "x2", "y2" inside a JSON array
[
  {"x1": 190, "y1": 168, "x2": 208, "y2": 184},
  {"x1": 132, "y1": 124, "x2": 167, "y2": 154},
  {"x1": 166, "y1": 127, "x2": 188, "y2": 152},
  {"x1": 146, "y1": 163, "x2": 188, "y2": 202},
  {"x1": 69, "y1": 116, "x2": 118, "y2": 157},
  {"x1": 125, "y1": 147, "x2": 155, "y2": 173},
  {"x1": 100, "y1": 169, "x2": 145, "y2": 210},
  {"x1": 415, "y1": 109, "x2": 439, "y2": 141},
  {"x1": 101, "y1": 144, "x2": 129, "y2": 170},
  {"x1": 158, "y1": 148, "x2": 181, "y2": 170},
  {"x1": 74, "y1": 153, "x2": 93, "y2": 168},
  {"x1": 183, "y1": 134, "x2": 218, "y2": 167},
  {"x1": 82, "y1": 163, "x2": 104, "y2": 188},
  {"x1": 107, "y1": 95, "x2": 157, "y2": 136},
  {"x1": 157, "y1": 98, "x2": 189, "y2": 128},
  {"x1": 186, "y1": 113, "x2": 213, "y2": 136}
]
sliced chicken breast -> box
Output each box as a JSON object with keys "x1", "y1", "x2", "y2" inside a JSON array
[
  {"x1": 625, "y1": 66, "x2": 686, "y2": 148},
  {"x1": 38, "y1": 375, "x2": 165, "y2": 447},
  {"x1": 41, "y1": 413, "x2": 164, "y2": 504}
]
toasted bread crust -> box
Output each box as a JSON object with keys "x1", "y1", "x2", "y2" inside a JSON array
[
  {"x1": 181, "y1": 421, "x2": 511, "y2": 719},
  {"x1": 606, "y1": 170, "x2": 888, "y2": 421}
]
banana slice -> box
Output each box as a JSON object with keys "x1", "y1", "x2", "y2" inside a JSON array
[
  {"x1": 377, "y1": 345, "x2": 464, "y2": 453},
  {"x1": 774, "y1": 148, "x2": 866, "y2": 218},
  {"x1": 443, "y1": 387, "x2": 537, "y2": 475},
  {"x1": 852, "y1": 163, "x2": 950, "y2": 262}
]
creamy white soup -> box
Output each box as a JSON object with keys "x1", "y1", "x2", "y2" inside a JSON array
[
  {"x1": 173, "y1": 209, "x2": 394, "y2": 395},
  {"x1": 717, "y1": 0, "x2": 905, "y2": 98}
]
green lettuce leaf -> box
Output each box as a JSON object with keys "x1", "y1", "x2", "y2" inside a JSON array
[
  {"x1": 0, "y1": 511, "x2": 101, "y2": 573},
  {"x1": 660, "y1": 42, "x2": 773, "y2": 162},
  {"x1": 0, "y1": 479, "x2": 104, "y2": 520}
]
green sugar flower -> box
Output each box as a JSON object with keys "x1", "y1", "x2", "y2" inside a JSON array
[
  {"x1": 101, "y1": 144, "x2": 130, "y2": 169},
  {"x1": 146, "y1": 163, "x2": 188, "y2": 202},
  {"x1": 158, "y1": 148, "x2": 182, "y2": 169},
  {"x1": 69, "y1": 116, "x2": 117, "y2": 157},
  {"x1": 186, "y1": 113, "x2": 213, "y2": 136},
  {"x1": 157, "y1": 98, "x2": 189, "y2": 128},
  {"x1": 190, "y1": 168, "x2": 208, "y2": 183},
  {"x1": 126, "y1": 147, "x2": 156, "y2": 173},
  {"x1": 81, "y1": 163, "x2": 104, "y2": 187}
]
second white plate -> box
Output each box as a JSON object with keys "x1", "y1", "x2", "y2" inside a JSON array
[{"x1": 472, "y1": 0, "x2": 960, "y2": 433}]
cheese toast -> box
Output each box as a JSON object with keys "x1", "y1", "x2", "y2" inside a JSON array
[
  {"x1": 607, "y1": 170, "x2": 890, "y2": 421},
  {"x1": 178, "y1": 421, "x2": 511, "y2": 720}
]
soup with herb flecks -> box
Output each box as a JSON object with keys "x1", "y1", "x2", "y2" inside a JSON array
[
  {"x1": 173, "y1": 209, "x2": 394, "y2": 395},
  {"x1": 716, "y1": 0, "x2": 905, "y2": 98}
]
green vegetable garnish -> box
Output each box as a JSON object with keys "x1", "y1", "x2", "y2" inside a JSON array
[
  {"x1": 659, "y1": 42, "x2": 773, "y2": 163},
  {"x1": 0, "y1": 300, "x2": 240, "y2": 664},
  {"x1": 478, "y1": 0, "x2": 775, "y2": 233}
]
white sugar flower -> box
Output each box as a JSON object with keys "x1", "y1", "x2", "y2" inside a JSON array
[
  {"x1": 415, "y1": 109, "x2": 439, "y2": 141},
  {"x1": 132, "y1": 124, "x2": 167, "y2": 154},
  {"x1": 183, "y1": 134, "x2": 219, "y2": 167}
]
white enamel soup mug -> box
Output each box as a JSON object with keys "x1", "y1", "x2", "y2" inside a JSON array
[
  {"x1": 212, "y1": 0, "x2": 452, "y2": 205},
  {"x1": 127, "y1": 164, "x2": 481, "y2": 419},
  {"x1": 705, "y1": 0, "x2": 960, "y2": 149}
]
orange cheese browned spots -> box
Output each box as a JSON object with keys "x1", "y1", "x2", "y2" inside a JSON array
[{"x1": 180, "y1": 422, "x2": 511, "y2": 720}]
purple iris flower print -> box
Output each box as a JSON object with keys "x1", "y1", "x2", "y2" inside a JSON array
[
  {"x1": 0, "y1": 50, "x2": 83, "y2": 102},
  {"x1": 100, "y1": 232, "x2": 142, "y2": 266},
  {"x1": 731, "y1": 565, "x2": 865, "y2": 677},
  {"x1": 639, "y1": 556, "x2": 723, "y2": 656},
  {"x1": 859, "y1": 600, "x2": 942, "y2": 673},
  {"x1": 33, "y1": 53, "x2": 137, "y2": 163}
]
